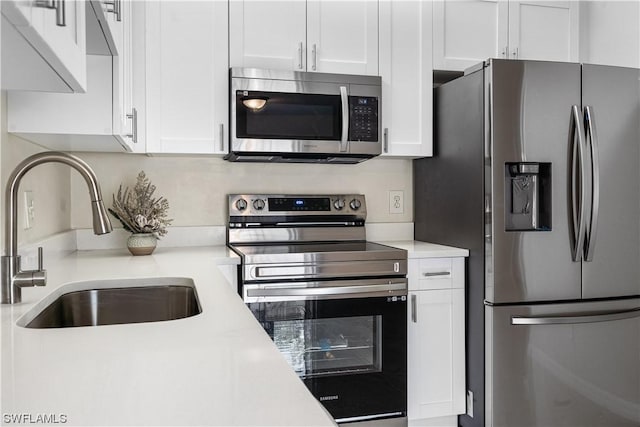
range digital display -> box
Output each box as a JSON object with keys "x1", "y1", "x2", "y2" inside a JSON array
[{"x1": 269, "y1": 197, "x2": 331, "y2": 211}]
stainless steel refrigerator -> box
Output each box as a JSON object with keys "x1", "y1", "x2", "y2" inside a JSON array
[{"x1": 414, "y1": 59, "x2": 640, "y2": 427}]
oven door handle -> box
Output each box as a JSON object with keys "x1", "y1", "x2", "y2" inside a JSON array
[{"x1": 246, "y1": 282, "x2": 407, "y2": 300}]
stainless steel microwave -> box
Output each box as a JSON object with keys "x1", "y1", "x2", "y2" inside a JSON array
[{"x1": 225, "y1": 68, "x2": 382, "y2": 164}]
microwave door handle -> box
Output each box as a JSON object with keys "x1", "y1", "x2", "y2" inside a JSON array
[{"x1": 340, "y1": 86, "x2": 349, "y2": 152}]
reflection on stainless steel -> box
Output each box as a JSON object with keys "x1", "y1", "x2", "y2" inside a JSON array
[
  {"x1": 25, "y1": 285, "x2": 201, "y2": 328},
  {"x1": 1, "y1": 152, "x2": 112, "y2": 304}
]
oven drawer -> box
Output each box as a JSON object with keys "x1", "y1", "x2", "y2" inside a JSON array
[{"x1": 245, "y1": 260, "x2": 407, "y2": 282}]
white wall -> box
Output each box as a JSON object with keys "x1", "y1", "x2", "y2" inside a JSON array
[
  {"x1": 0, "y1": 92, "x2": 71, "y2": 250},
  {"x1": 579, "y1": 1, "x2": 640, "y2": 68},
  {"x1": 70, "y1": 152, "x2": 414, "y2": 229}
]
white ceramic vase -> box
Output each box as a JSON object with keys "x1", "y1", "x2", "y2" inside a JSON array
[{"x1": 127, "y1": 233, "x2": 157, "y2": 256}]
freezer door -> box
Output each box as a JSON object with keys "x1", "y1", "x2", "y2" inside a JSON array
[
  {"x1": 489, "y1": 60, "x2": 582, "y2": 303},
  {"x1": 486, "y1": 299, "x2": 640, "y2": 427},
  {"x1": 581, "y1": 65, "x2": 640, "y2": 299}
]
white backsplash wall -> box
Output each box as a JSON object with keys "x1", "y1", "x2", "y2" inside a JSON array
[
  {"x1": 70, "y1": 152, "x2": 413, "y2": 229},
  {"x1": 0, "y1": 92, "x2": 72, "y2": 250}
]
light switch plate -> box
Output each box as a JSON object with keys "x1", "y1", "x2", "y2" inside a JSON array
[{"x1": 389, "y1": 190, "x2": 404, "y2": 214}]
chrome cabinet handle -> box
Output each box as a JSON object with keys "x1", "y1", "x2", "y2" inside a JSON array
[
  {"x1": 511, "y1": 47, "x2": 518, "y2": 59},
  {"x1": 569, "y1": 105, "x2": 587, "y2": 262},
  {"x1": 126, "y1": 108, "x2": 137, "y2": 144},
  {"x1": 104, "y1": 0, "x2": 122, "y2": 21},
  {"x1": 55, "y1": 0, "x2": 65, "y2": 26},
  {"x1": 422, "y1": 271, "x2": 451, "y2": 277},
  {"x1": 339, "y1": 86, "x2": 349, "y2": 152},
  {"x1": 501, "y1": 46, "x2": 508, "y2": 58},
  {"x1": 584, "y1": 105, "x2": 600, "y2": 262},
  {"x1": 383, "y1": 128, "x2": 389, "y2": 153},
  {"x1": 297, "y1": 42, "x2": 303, "y2": 70},
  {"x1": 35, "y1": 0, "x2": 65, "y2": 26},
  {"x1": 411, "y1": 294, "x2": 417, "y2": 323},
  {"x1": 512, "y1": 307, "x2": 640, "y2": 325},
  {"x1": 311, "y1": 43, "x2": 317, "y2": 71},
  {"x1": 219, "y1": 123, "x2": 224, "y2": 152}
]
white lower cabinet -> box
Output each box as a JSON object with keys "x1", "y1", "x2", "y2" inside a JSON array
[{"x1": 408, "y1": 257, "x2": 466, "y2": 423}]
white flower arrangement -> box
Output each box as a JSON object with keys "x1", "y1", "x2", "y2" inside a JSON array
[{"x1": 108, "y1": 171, "x2": 173, "y2": 238}]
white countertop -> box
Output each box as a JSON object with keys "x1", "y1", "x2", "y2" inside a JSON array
[
  {"x1": 376, "y1": 240, "x2": 469, "y2": 258},
  {"x1": 0, "y1": 246, "x2": 336, "y2": 427}
]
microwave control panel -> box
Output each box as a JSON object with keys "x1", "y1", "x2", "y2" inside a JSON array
[{"x1": 349, "y1": 96, "x2": 378, "y2": 142}]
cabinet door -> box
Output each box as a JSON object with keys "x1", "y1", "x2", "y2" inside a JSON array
[
  {"x1": 508, "y1": 1, "x2": 578, "y2": 61},
  {"x1": 408, "y1": 289, "x2": 465, "y2": 420},
  {"x1": 1, "y1": 0, "x2": 86, "y2": 92},
  {"x1": 145, "y1": 0, "x2": 228, "y2": 154},
  {"x1": 40, "y1": 0, "x2": 87, "y2": 91},
  {"x1": 229, "y1": 0, "x2": 306, "y2": 71},
  {"x1": 433, "y1": 0, "x2": 508, "y2": 71},
  {"x1": 113, "y1": 0, "x2": 138, "y2": 152},
  {"x1": 306, "y1": 0, "x2": 378, "y2": 75},
  {"x1": 379, "y1": 0, "x2": 432, "y2": 158}
]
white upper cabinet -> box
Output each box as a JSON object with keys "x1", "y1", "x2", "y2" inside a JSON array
[
  {"x1": 433, "y1": 0, "x2": 508, "y2": 71},
  {"x1": 379, "y1": 0, "x2": 433, "y2": 158},
  {"x1": 230, "y1": 0, "x2": 378, "y2": 75},
  {"x1": 229, "y1": 1, "x2": 306, "y2": 71},
  {"x1": 7, "y1": 0, "x2": 139, "y2": 153},
  {"x1": 433, "y1": 0, "x2": 578, "y2": 71},
  {"x1": 145, "y1": 0, "x2": 228, "y2": 154},
  {"x1": 306, "y1": 0, "x2": 378, "y2": 75},
  {"x1": 579, "y1": 1, "x2": 640, "y2": 68},
  {"x1": 508, "y1": 1, "x2": 579, "y2": 62},
  {"x1": 1, "y1": 0, "x2": 87, "y2": 92}
]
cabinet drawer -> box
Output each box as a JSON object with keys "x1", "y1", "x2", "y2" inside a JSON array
[{"x1": 408, "y1": 257, "x2": 464, "y2": 291}]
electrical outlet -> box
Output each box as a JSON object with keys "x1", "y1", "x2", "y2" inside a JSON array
[
  {"x1": 467, "y1": 390, "x2": 474, "y2": 418},
  {"x1": 389, "y1": 190, "x2": 404, "y2": 214},
  {"x1": 24, "y1": 191, "x2": 34, "y2": 230}
]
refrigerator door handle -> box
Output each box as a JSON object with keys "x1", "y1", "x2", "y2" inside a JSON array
[
  {"x1": 569, "y1": 105, "x2": 587, "y2": 262},
  {"x1": 512, "y1": 307, "x2": 640, "y2": 325},
  {"x1": 584, "y1": 106, "x2": 600, "y2": 262}
]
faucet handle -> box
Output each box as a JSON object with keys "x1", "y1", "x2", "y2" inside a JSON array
[{"x1": 38, "y1": 246, "x2": 44, "y2": 271}]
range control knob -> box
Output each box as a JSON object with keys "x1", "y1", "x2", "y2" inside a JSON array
[
  {"x1": 349, "y1": 198, "x2": 362, "y2": 211},
  {"x1": 333, "y1": 198, "x2": 346, "y2": 210},
  {"x1": 235, "y1": 198, "x2": 248, "y2": 211},
  {"x1": 253, "y1": 199, "x2": 266, "y2": 211}
]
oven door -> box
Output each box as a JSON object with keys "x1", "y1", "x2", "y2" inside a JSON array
[{"x1": 246, "y1": 279, "x2": 407, "y2": 422}]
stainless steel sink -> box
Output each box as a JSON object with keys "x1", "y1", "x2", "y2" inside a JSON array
[{"x1": 23, "y1": 280, "x2": 201, "y2": 329}]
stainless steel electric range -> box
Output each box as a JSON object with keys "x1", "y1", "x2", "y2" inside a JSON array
[{"x1": 227, "y1": 194, "x2": 408, "y2": 426}]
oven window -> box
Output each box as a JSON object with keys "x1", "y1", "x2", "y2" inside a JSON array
[
  {"x1": 271, "y1": 316, "x2": 382, "y2": 378},
  {"x1": 236, "y1": 90, "x2": 342, "y2": 140}
]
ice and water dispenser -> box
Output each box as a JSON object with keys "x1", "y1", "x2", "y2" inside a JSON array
[{"x1": 505, "y1": 162, "x2": 551, "y2": 231}]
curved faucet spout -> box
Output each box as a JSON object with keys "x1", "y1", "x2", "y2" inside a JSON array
[{"x1": 4, "y1": 151, "x2": 112, "y2": 258}]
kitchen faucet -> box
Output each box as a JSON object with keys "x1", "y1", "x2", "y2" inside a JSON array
[{"x1": 1, "y1": 152, "x2": 113, "y2": 304}]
